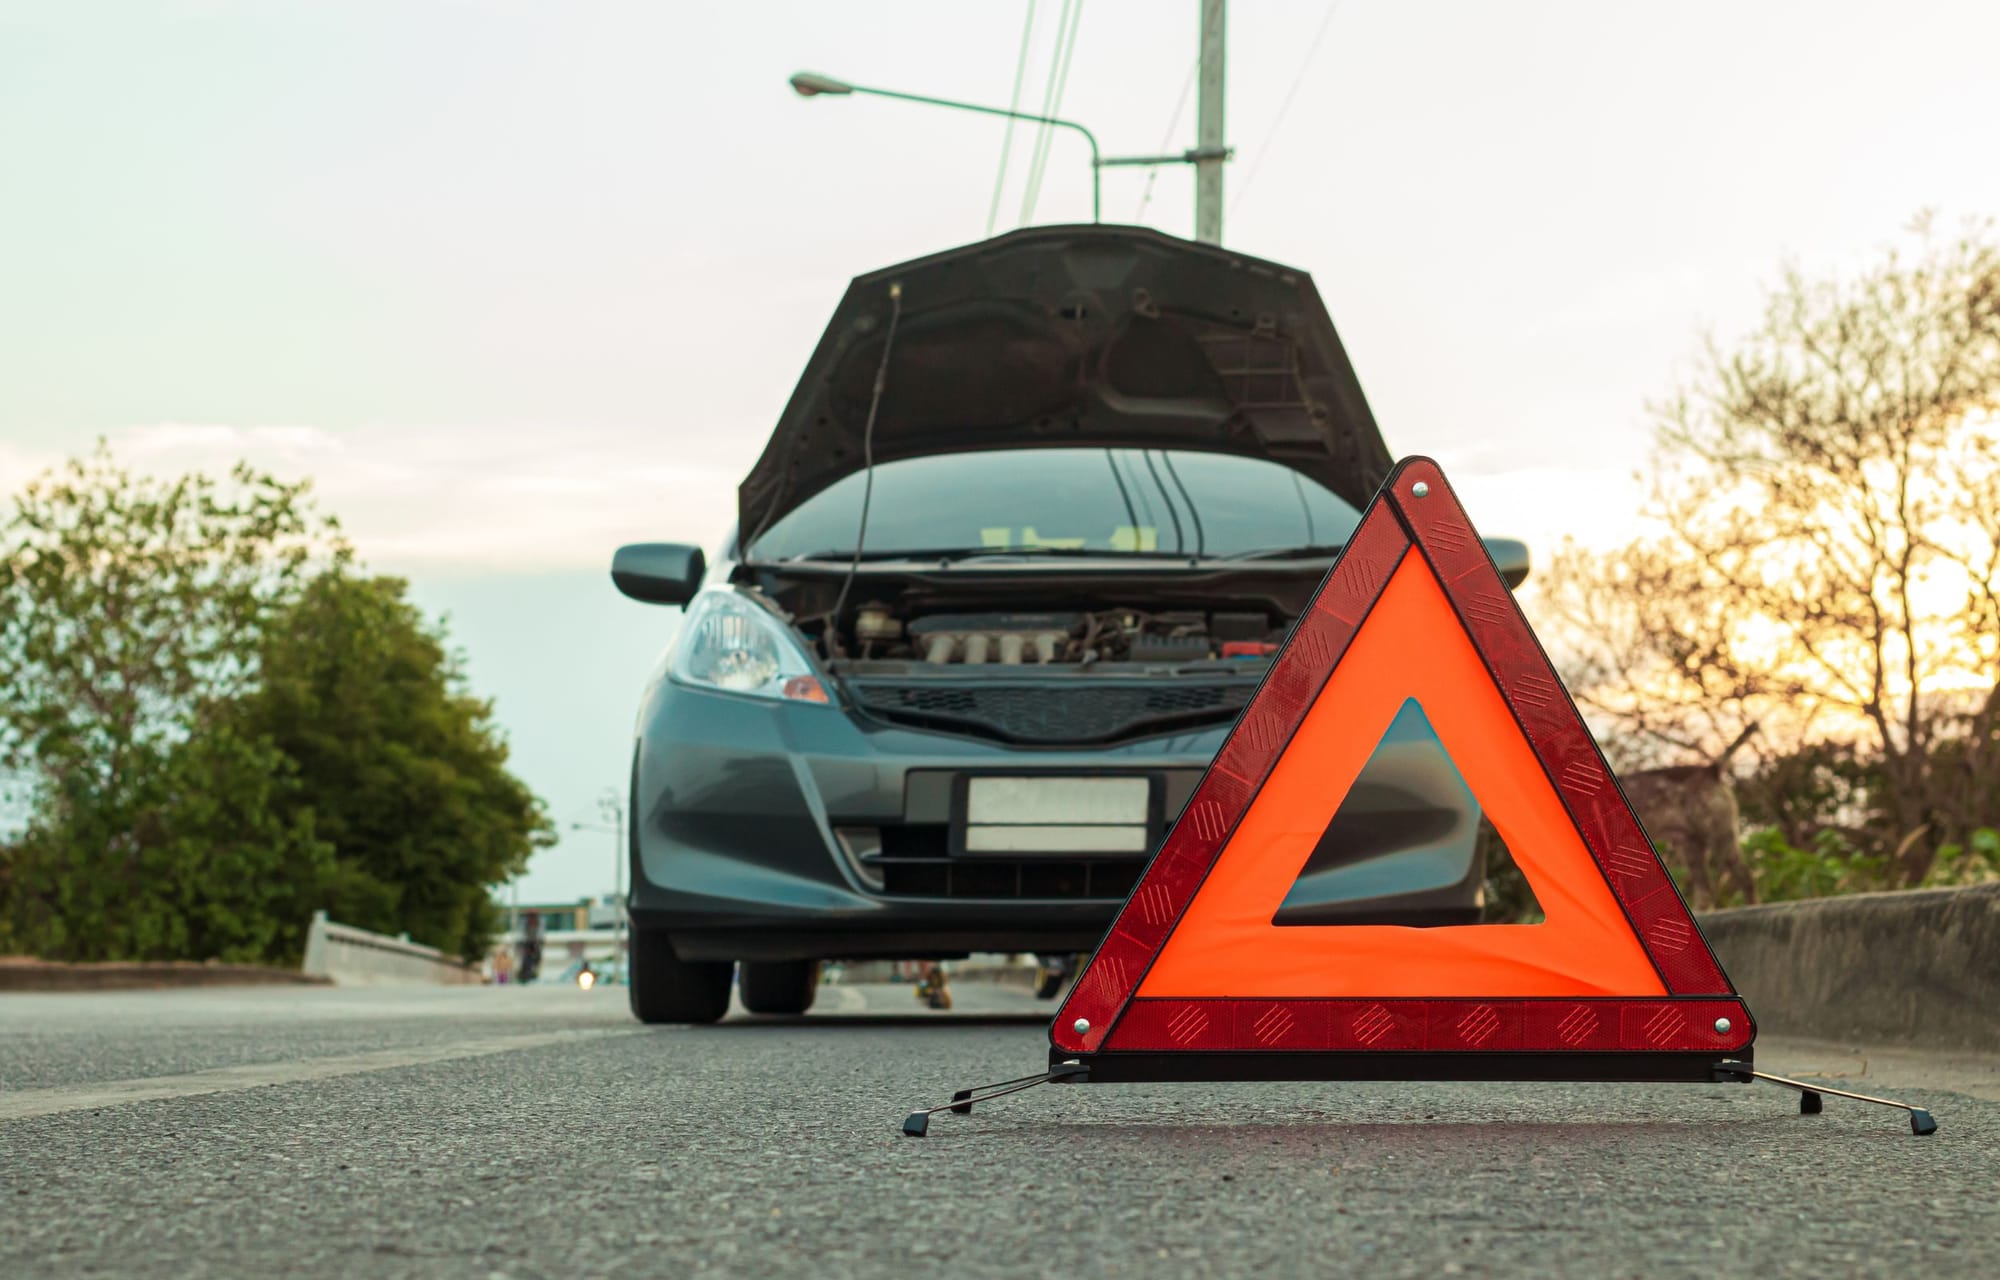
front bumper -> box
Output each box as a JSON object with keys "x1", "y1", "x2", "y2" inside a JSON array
[
  {"x1": 629, "y1": 675, "x2": 1486, "y2": 964},
  {"x1": 628, "y1": 678, "x2": 1222, "y2": 962}
]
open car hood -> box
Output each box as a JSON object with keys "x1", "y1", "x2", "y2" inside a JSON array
[{"x1": 738, "y1": 224, "x2": 1395, "y2": 545}]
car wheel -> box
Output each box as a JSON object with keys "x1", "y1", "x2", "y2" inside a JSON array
[
  {"x1": 628, "y1": 925, "x2": 732, "y2": 1025},
  {"x1": 738, "y1": 960, "x2": 821, "y2": 1015}
]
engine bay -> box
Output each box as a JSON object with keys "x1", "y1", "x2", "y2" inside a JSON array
[{"x1": 833, "y1": 604, "x2": 1284, "y2": 669}]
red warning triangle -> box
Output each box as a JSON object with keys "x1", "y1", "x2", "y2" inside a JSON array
[{"x1": 1051, "y1": 458, "x2": 1752, "y2": 1075}]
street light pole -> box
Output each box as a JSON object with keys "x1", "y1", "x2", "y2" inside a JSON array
[
  {"x1": 1195, "y1": 0, "x2": 1227, "y2": 244},
  {"x1": 596, "y1": 789, "x2": 626, "y2": 958},
  {"x1": 569, "y1": 790, "x2": 628, "y2": 964},
  {"x1": 790, "y1": 72, "x2": 1102, "y2": 223},
  {"x1": 790, "y1": 70, "x2": 1231, "y2": 234}
]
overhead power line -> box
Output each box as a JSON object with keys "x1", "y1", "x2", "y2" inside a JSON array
[
  {"x1": 1018, "y1": 0, "x2": 1083, "y2": 224},
  {"x1": 1018, "y1": 0, "x2": 1086, "y2": 226},
  {"x1": 986, "y1": 0, "x2": 1040, "y2": 237},
  {"x1": 1136, "y1": 58, "x2": 1200, "y2": 224},
  {"x1": 1016, "y1": 0, "x2": 1073, "y2": 224},
  {"x1": 1231, "y1": 0, "x2": 1344, "y2": 216}
]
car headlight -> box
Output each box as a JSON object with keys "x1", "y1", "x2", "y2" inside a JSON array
[{"x1": 670, "y1": 591, "x2": 830, "y2": 704}]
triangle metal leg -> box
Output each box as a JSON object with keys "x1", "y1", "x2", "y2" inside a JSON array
[
  {"x1": 1717, "y1": 1060, "x2": 1936, "y2": 1135},
  {"x1": 902, "y1": 1062, "x2": 1088, "y2": 1137}
]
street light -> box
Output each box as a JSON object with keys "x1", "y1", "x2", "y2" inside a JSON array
[
  {"x1": 788, "y1": 72, "x2": 1235, "y2": 231},
  {"x1": 570, "y1": 784, "x2": 628, "y2": 960},
  {"x1": 790, "y1": 70, "x2": 1104, "y2": 223},
  {"x1": 788, "y1": 72, "x2": 853, "y2": 97}
]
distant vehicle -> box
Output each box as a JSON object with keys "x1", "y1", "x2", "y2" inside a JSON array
[
  {"x1": 612, "y1": 225, "x2": 1530, "y2": 1025},
  {"x1": 540, "y1": 957, "x2": 625, "y2": 988}
]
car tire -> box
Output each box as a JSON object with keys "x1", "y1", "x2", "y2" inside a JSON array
[
  {"x1": 628, "y1": 925, "x2": 733, "y2": 1025},
  {"x1": 738, "y1": 960, "x2": 821, "y2": 1016}
]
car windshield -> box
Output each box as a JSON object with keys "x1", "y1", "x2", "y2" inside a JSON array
[{"x1": 743, "y1": 448, "x2": 1362, "y2": 561}]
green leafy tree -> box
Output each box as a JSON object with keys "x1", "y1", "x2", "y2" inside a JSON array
[
  {"x1": 225, "y1": 573, "x2": 552, "y2": 960},
  {"x1": 5, "y1": 727, "x2": 335, "y2": 962},
  {"x1": 0, "y1": 443, "x2": 344, "y2": 960},
  {"x1": 1, "y1": 445, "x2": 547, "y2": 964}
]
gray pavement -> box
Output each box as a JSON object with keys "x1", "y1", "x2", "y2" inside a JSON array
[{"x1": 0, "y1": 981, "x2": 1994, "y2": 1278}]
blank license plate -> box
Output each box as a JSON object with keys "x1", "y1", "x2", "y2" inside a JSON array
[{"x1": 960, "y1": 776, "x2": 1152, "y2": 855}]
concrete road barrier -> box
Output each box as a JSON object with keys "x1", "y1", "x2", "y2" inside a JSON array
[
  {"x1": 950, "y1": 956, "x2": 1040, "y2": 989},
  {"x1": 1698, "y1": 883, "x2": 2000, "y2": 1053},
  {"x1": 827, "y1": 955, "x2": 1040, "y2": 987},
  {"x1": 300, "y1": 911, "x2": 482, "y2": 986},
  {"x1": 0, "y1": 957, "x2": 328, "y2": 992}
]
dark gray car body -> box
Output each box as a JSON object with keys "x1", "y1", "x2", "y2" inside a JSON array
[{"x1": 623, "y1": 225, "x2": 1513, "y2": 966}]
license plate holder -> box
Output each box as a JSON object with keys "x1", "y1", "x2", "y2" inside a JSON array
[{"x1": 951, "y1": 774, "x2": 1162, "y2": 858}]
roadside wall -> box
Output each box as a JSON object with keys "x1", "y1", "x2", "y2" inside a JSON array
[
  {"x1": 831, "y1": 955, "x2": 1038, "y2": 988},
  {"x1": 0, "y1": 958, "x2": 326, "y2": 992},
  {"x1": 1698, "y1": 883, "x2": 2000, "y2": 1053},
  {"x1": 301, "y1": 911, "x2": 482, "y2": 986}
]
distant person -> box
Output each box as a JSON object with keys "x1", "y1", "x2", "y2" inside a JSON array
[
  {"x1": 517, "y1": 911, "x2": 543, "y2": 984},
  {"x1": 492, "y1": 947, "x2": 515, "y2": 985},
  {"x1": 915, "y1": 961, "x2": 952, "y2": 1011}
]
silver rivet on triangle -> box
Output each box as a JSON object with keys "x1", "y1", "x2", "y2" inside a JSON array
[{"x1": 1412, "y1": 481, "x2": 1430, "y2": 498}]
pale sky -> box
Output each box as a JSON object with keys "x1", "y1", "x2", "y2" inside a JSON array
[{"x1": 6, "y1": 1, "x2": 2000, "y2": 898}]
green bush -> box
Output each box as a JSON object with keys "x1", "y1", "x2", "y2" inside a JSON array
[
  {"x1": 1925, "y1": 827, "x2": 2000, "y2": 888},
  {"x1": 1733, "y1": 827, "x2": 1891, "y2": 905}
]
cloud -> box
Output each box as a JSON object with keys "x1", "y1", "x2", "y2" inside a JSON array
[
  {"x1": 12, "y1": 423, "x2": 746, "y2": 573},
  {"x1": 7, "y1": 424, "x2": 1656, "y2": 577}
]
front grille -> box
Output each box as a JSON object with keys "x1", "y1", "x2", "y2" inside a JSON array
[
  {"x1": 846, "y1": 677, "x2": 1256, "y2": 745},
  {"x1": 864, "y1": 824, "x2": 1144, "y2": 900}
]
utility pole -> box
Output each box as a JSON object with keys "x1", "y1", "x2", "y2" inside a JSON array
[{"x1": 1194, "y1": 0, "x2": 1227, "y2": 244}]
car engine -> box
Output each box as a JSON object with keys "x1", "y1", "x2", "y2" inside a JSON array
[{"x1": 840, "y1": 605, "x2": 1281, "y2": 667}]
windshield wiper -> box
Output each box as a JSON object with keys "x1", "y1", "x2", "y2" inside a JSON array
[{"x1": 1222, "y1": 543, "x2": 1350, "y2": 561}]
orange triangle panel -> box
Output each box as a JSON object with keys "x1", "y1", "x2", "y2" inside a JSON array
[{"x1": 1051, "y1": 457, "x2": 1751, "y2": 1063}]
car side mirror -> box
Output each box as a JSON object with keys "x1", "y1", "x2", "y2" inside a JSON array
[
  {"x1": 611, "y1": 543, "x2": 706, "y2": 606},
  {"x1": 1483, "y1": 538, "x2": 1531, "y2": 590}
]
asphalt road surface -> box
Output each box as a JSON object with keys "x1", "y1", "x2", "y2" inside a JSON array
[{"x1": 1, "y1": 981, "x2": 1995, "y2": 1279}]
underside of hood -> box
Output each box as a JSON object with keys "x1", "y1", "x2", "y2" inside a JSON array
[{"x1": 738, "y1": 224, "x2": 1395, "y2": 546}]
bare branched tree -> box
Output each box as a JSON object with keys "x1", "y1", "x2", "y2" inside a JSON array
[{"x1": 1537, "y1": 215, "x2": 2000, "y2": 883}]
